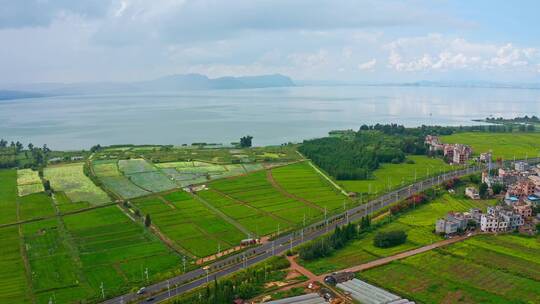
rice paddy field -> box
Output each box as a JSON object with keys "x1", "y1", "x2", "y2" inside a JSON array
[
  {"x1": 205, "y1": 169, "x2": 327, "y2": 235},
  {"x1": 0, "y1": 226, "x2": 32, "y2": 303},
  {"x1": 301, "y1": 194, "x2": 496, "y2": 275},
  {"x1": 361, "y1": 234, "x2": 540, "y2": 303},
  {"x1": 132, "y1": 190, "x2": 246, "y2": 257},
  {"x1": 441, "y1": 132, "x2": 540, "y2": 160},
  {"x1": 17, "y1": 193, "x2": 56, "y2": 221},
  {"x1": 21, "y1": 205, "x2": 183, "y2": 304},
  {"x1": 44, "y1": 163, "x2": 110, "y2": 205},
  {"x1": 0, "y1": 169, "x2": 18, "y2": 225},
  {"x1": 270, "y1": 162, "x2": 350, "y2": 212},
  {"x1": 17, "y1": 169, "x2": 44, "y2": 196},
  {"x1": 338, "y1": 155, "x2": 458, "y2": 195}
]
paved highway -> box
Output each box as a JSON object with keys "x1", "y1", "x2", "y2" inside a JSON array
[{"x1": 102, "y1": 158, "x2": 540, "y2": 304}]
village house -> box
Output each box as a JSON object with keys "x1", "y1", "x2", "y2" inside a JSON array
[
  {"x1": 479, "y1": 152, "x2": 492, "y2": 163},
  {"x1": 515, "y1": 161, "x2": 530, "y2": 172},
  {"x1": 513, "y1": 202, "x2": 533, "y2": 218},
  {"x1": 507, "y1": 179, "x2": 536, "y2": 198},
  {"x1": 425, "y1": 135, "x2": 444, "y2": 151},
  {"x1": 465, "y1": 187, "x2": 480, "y2": 200},
  {"x1": 480, "y1": 206, "x2": 524, "y2": 232},
  {"x1": 452, "y1": 144, "x2": 472, "y2": 164},
  {"x1": 435, "y1": 212, "x2": 469, "y2": 234}
]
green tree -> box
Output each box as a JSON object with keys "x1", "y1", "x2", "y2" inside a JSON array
[
  {"x1": 479, "y1": 182, "x2": 489, "y2": 198},
  {"x1": 239, "y1": 136, "x2": 253, "y2": 148},
  {"x1": 144, "y1": 214, "x2": 152, "y2": 227}
]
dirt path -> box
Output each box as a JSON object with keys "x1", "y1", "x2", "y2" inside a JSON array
[
  {"x1": 285, "y1": 233, "x2": 472, "y2": 286},
  {"x1": 266, "y1": 170, "x2": 324, "y2": 212},
  {"x1": 339, "y1": 234, "x2": 470, "y2": 273},
  {"x1": 286, "y1": 255, "x2": 323, "y2": 283},
  {"x1": 306, "y1": 161, "x2": 349, "y2": 196},
  {"x1": 191, "y1": 192, "x2": 252, "y2": 237}
]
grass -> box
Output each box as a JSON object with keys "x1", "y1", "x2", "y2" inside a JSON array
[
  {"x1": 45, "y1": 163, "x2": 109, "y2": 205},
  {"x1": 132, "y1": 190, "x2": 246, "y2": 257},
  {"x1": 441, "y1": 132, "x2": 540, "y2": 160},
  {"x1": 301, "y1": 193, "x2": 496, "y2": 275},
  {"x1": 361, "y1": 234, "x2": 540, "y2": 303},
  {"x1": 338, "y1": 155, "x2": 458, "y2": 195}
]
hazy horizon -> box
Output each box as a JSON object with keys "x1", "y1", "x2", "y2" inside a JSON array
[{"x1": 2, "y1": 1, "x2": 540, "y2": 85}]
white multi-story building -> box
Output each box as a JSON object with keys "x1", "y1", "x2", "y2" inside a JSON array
[{"x1": 480, "y1": 206, "x2": 524, "y2": 232}]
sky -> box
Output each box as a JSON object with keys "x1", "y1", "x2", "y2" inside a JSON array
[{"x1": 1, "y1": 0, "x2": 540, "y2": 84}]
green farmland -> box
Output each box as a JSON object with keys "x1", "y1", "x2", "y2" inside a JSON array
[
  {"x1": 206, "y1": 169, "x2": 328, "y2": 234},
  {"x1": 156, "y1": 160, "x2": 265, "y2": 187},
  {"x1": 23, "y1": 205, "x2": 182, "y2": 303},
  {"x1": 45, "y1": 163, "x2": 110, "y2": 205},
  {"x1": 0, "y1": 169, "x2": 18, "y2": 225},
  {"x1": 442, "y1": 132, "x2": 540, "y2": 160},
  {"x1": 338, "y1": 155, "x2": 458, "y2": 195},
  {"x1": 17, "y1": 169, "x2": 44, "y2": 196},
  {"x1": 118, "y1": 159, "x2": 177, "y2": 193},
  {"x1": 361, "y1": 234, "x2": 540, "y2": 303},
  {"x1": 132, "y1": 190, "x2": 246, "y2": 257},
  {"x1": 301, "y1": 193, "x2": 495, "y2": 275}
]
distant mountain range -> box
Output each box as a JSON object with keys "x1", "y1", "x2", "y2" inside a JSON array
[{"x1": 0, "y1": 73, "x2": 295, "y2": 100}]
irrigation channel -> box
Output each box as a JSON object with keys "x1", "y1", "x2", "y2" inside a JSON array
[{"x1": 102, "y1": 157, "x2": 540, "y2": 304}]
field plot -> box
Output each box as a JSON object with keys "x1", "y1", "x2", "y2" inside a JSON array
[
  {"x1": 118, "y1": 158, "x2": 156, "y2": 174},
  {"x1": 338, "y1": 155, "x2": 457, "y2": 195},
  {"x1": 441, "y1": 132, "x2": 540, "y2": 159},
  {"x1": 133, "y1": 190, "x2": 246, "y2": 257},
  {"x1": 271, "y1": 162, "x2": 349, "y2": 212},
  {"x1": 301, "y1": 194, "x2": 495, "y2": 275},
  {"x1": 93, "y1": 160, "x2": 150, "y2": 199},
  {"x1": 361, "y1": 235, "x2": 540, "y2": 303},
  {"x1": 17, "y1": 193, "x2": 55, "y2": 221},
  {"x1": 118, "y1": 159, "x2": 177, "y2": 193},
  {"x1": 17, "y1": 169, "x2": 44, "y2": 196},
  {"x1": 45, "y1": 163, "x2": 109, "y2": 205},
  {"x1": 207, "y1": 170, "x2": 324, "y2": 235},
  {"x1": 0, "y1": 169, "x2": 18, "y2": 225},
  {"x1": 0, "y1": 226, "x2": 32, "y2": 303},
  {"x1": 156, "y1": 160, "x2": 266, "y2": 187},
  {"x1": 92, "y1": 160, "x2": 121, "y2": 177},
  {"x1": 22, "y1": 218, "x2": 90, "y2": 304},
  {"x1": 60, "y1": 205, "x2": 182, "y2": 302}
]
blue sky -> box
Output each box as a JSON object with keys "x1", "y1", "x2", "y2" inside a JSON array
[{"x1": 1, "y1": 0, "x2": 539, "y2": 84}]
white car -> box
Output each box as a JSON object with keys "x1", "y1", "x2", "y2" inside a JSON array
[{"x1": 137, "y1": 287, "x2": 146, "y2": 295}]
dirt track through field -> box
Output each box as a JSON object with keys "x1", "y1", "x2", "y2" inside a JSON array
[
  {"x1": 286, "y1": 233, "x2": 473, "y2": 287},
  {"x1": 266, "y1": 170, "x2": 325, "y2": 212}
]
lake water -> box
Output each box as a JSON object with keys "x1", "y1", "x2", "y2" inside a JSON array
[{"x1": 1, "y1": 85, "x2": 540, "y2": 150}]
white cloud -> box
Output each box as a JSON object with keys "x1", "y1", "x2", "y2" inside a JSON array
[
  {"x1": 386, "y1": 34, "x2": 539, "y2": 73},
  {"x1": 358, "y1": 59, "x2": 377, "y2": 70}
]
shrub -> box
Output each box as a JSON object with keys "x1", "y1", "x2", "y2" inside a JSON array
[{"x1": 373, "y1": 230, "x2": 407, "y2": 248}]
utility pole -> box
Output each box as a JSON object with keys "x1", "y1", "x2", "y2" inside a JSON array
[
  {"x1": 182, "y1": 256, "x2": 186, "y2": 273},
  {"x1": 272, "y1": 241, "x2": 275, "y2": 256},
  {"x1": 100, "y1": 282, "x2": 105, "y2": 299},
  {"x1": 167, "y1": 280, "x2": 171, "y2": 298},
  {"x1": 303, "y1": 213, "x2": 306, "y2": 227},
  {"x1": 145, "y1": 268, "x2": 149, "y2": 282}
]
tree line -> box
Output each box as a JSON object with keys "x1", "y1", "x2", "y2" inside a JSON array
[
  {"x1": 298, "y1": 219, "x2": 371, "y2": 260},
  {"x1": 172, "y1": 256, "x2": 289, "y2": 304}
]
